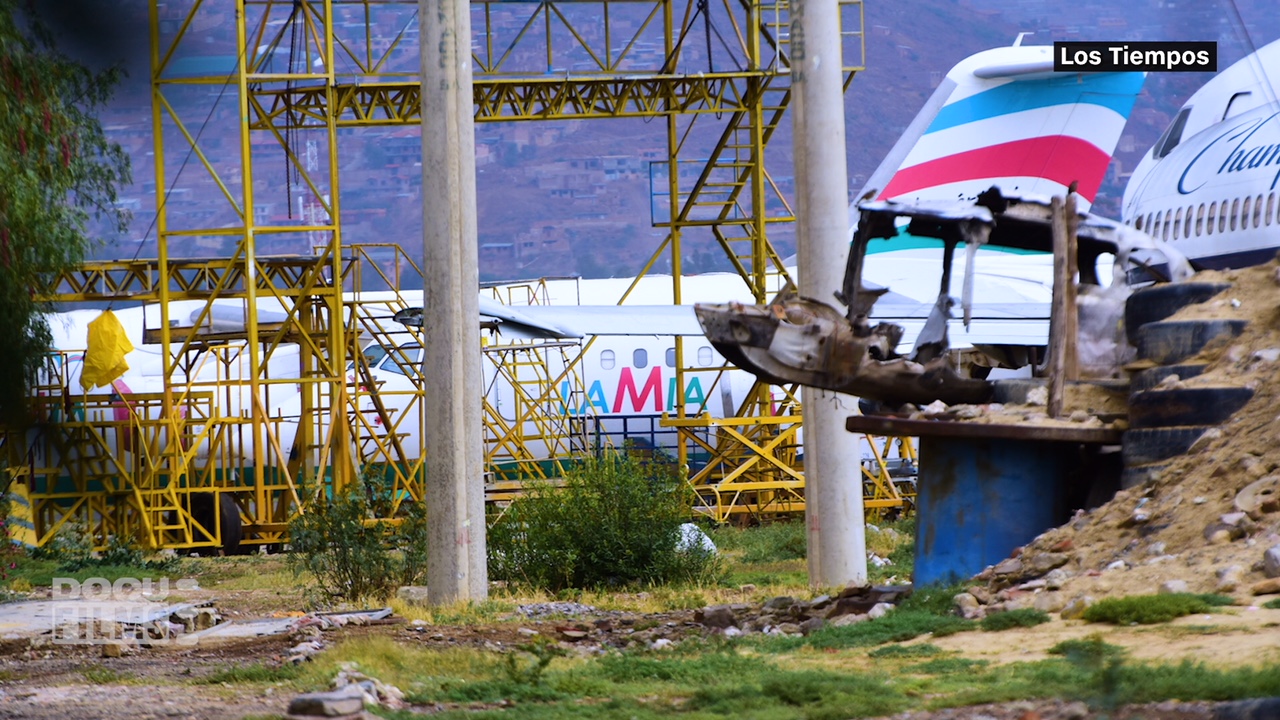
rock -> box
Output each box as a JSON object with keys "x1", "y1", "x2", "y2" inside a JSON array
[
  {"x1": 396, "y1": 586, "x2": 430, "y2": 605},
  {"x1": 695, "y1": 605, "x2": 737, "y2": 629},
  {"x1": 1160, "y1": 580, "x2": 1190, "y2": 594},
  {"x1": 1251, "y1": 577, "x2": 1280, "y2": 595},
  {"x1": 1194, "y1": 496, "x2": 1208, "y2": 504},
  {"x1": 1221, "y1": 512, "x2": 1249, "y2": 526},
  {"x1": 1189, "y1": 428, "x2": 1222, "y2": 454},
  {"x1": 1060, "y1": 596, "x2": 1094, "y2": 620},
  {"x1": 829, "y1": 613, "x2": 869, "y2": 627},
  {"x1": 516, "y1": 627, "x2": 539, "y2": 637},
  {"x1": 1105, "y1": 560, "x2": 1128, "y2": 572},
  {"x1": 1147, "y1": 542, "x2": 1167, "y2": 556},
  {"x1": 824, "y1": 596, "x2": 877, "y2": 619},
  {"x1": 723, "y1": 627, "x2": 743, "y2": 638},
  {"x1": 993, "y1": 557, "x2": 1023, "y2": 576},
  {"x1": 809, "y1": 595, "x2": 833, "y2": 611},
  {"x1": 777, "y1": 622, "x2": 802, "y2": 635},
  {"x1": 739, "y1": 584, "x2": 757, "y2": 594},
  {"x1": 1026, "y1": 386, "x2": 1048, "y2": 405},
  {"x1": 1042, "y1": 568, "x2": 1070, "y2": 590},
  {"x1": 1264, "y1": 546, "x2": 1280, "y2": 578},
  {"x1": 558, "y1": 629, "x2": 588, "y2": 641},
  {"x1": 798, "y1": 617, "x2": 826, "y2": 635},
  {"x1": 1216, "y1": 565, "x2": 1246, "y2": 592},
  {"x1": 1061, "y1": 700, "x2": 1090, "y2": 720},
  {"x1": 953, "y1": 593, "x2": 980, "y2": 616},
  {"x1": 967, "y1": 585, "x2": 992, "y2": 604},
  {"x1": 1033, "y1": 592, "x2": 1066, "y2": 614},
  {"x1": 288, "y1": 684, "x2": 365, "y2": 717},
  {"x1": 838, "y1": 581, "x2": 869, "y2": 599},
  {"x1": 171, "y1": 607, "x2": 197, "y2": 632},
  {"x1": 100, "y1": 640, "x2": 127, "y2": 658},
  {"x1": 1205, "y1": 522, "x2": 1245, "y2": 544},
  {"x1": 650, "y1": 638, "x2": 675, "y2": 650},
  {"x1": 1068, "y1": 410, "x2": 1091, "y2": 423},
  {"x1": 195, "y1": 608, "x2": 219, "y2": 630},
  {"x1": 762, "y1": 596, "x2": 795, "y2": 611},
  {"x1": 1254, "y1": 348, "x2": 1280, "y2": 363},
  {"x1": 866, "y1": 602, "x2": 893, "y2": 620}
]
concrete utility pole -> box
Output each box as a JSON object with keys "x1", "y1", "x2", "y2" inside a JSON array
[
  {"x1": 420, "y1": 0, "x2": 488, "y2": 603},
  {"x1": 790, "y1": 0, "x2": 867, "y2": 588}
]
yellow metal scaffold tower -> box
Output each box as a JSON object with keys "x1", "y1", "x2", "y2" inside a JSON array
[{"x1": 6, "y1": 0, "x2": 885, "y2": 551}]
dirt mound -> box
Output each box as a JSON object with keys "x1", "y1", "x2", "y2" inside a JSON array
[{"x1": 971, "y1": 262, "x2": 1280, "y2": 609}]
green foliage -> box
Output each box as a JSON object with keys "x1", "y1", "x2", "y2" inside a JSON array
[
  {"x1": 1048, "y1": 635, "x2": 1126, "y2": 662},
  {"x1": 0, "y1": 1, "x2": 131, "y2": 425},
  {"x1": 867, "y1": 642, "x2": 942, "y2": 659},
  {"x1": 1082, "y1": 593, "x2": 1224, "y2": 625},
  {"x1": 78, "y1": 664, "x2": 131, "y2": 684},
  {"x1": 288, "y1": 469, "x2": 429, "y2": 602},
  {"x1": 733, "y1": 521, "x2": 808, "y2": 563},
  {"x1": 759, "y1": 609, "x2": 973, "y2": 652},
  {"x1": 980, "y1": 609, "x2": 1051, "y2": 632},
  {"x1": 896, "y1": 581, "x2": 968, "y2": 616},
  {"x1": 909, "y1": 657, "x2": 990, "y2": 674},
  {"x1": 27, "y1": 525, "x2": 180, "y2": 575},
  {"x1": 1262, "y1": 597, "x2": 1280, "y2": 610},
  {"x1": 199, "y1": 663, "x2": 303, "y2": 685},
  {"x1": 487, "y1": 451, "x2": 720, "y2": 591}
]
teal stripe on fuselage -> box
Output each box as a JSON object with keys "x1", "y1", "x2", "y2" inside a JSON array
[
  {"x1": 865, "y1": 228, "x2": 1040, "y2": 255},
  {"x1": 926, "y1": 72, "x2": 1145, "y2": 134}
]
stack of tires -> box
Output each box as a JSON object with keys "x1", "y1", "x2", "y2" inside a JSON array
[{"x1": 1121, "y1": 282, "x2": 1253, "y2": 488}]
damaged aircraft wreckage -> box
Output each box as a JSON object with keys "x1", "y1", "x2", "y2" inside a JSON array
[{"x1": 693, "y1": 188, "x2": 1193, "y2": 407}]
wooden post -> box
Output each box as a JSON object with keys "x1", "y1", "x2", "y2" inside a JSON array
[
  {"x1": 1063, "y1": 193, "x2": 1080, "y2": 382},
  {"x1": 1047, "y1": 195, "x2": 1068, "y2": 419}
]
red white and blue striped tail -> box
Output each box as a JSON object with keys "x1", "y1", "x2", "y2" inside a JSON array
[{"x1": 864, "y1": 45, "x2": 1145, "y2": 213}]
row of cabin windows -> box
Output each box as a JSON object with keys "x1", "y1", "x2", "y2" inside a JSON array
[
  {"x1": 1134, "y1": 193, "x2": 1278, "y2": 240},
  {"x1": 598, "y1": 346, "x2": 715, "y2": 370}
]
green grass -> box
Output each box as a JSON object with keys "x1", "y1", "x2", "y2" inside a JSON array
[
  {"x1": 867, "y1": 643, "x2": 943, "y2": 659},
  {"x1": 757, "y1": 609, "x2": 973, "y2": 652},
  {"x1": 1048, "y1": 635, "x2": 1126, "y2": 661},
  {"x1": 198, "y1": 663, "x2": 304, "y2": 685},
  {"x1": 908, "y1": 658, "x2": 990, "y2": 674},
  {"x1": 1082, "y1": 593, "x2": 1229, "y2": 625},
  {"x1": 1263, "y1": 598, "x2": 1280, "y2": 610},
  {"x1": 78, "y1": 665, "x2": 132, "y2": 684},
  {"x1": 981, "y1": 609, "x2": 1051, "y2": 632}
]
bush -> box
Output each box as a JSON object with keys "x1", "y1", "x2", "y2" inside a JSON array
[
  {"x1": 1263, "y1": 598, "x2": 1280, "y2": 610},
  {"x1": 487, "y1": 451, "x2": 720, "y2": 591},
  {"x1": 1082, "y1": 593, "x2": 1225, "y2": 625},
  {"x1": 981, "y1": 608, "x2": 1051, "y2": 632},
  {"x1": 288, "y1": 469, "x2": 429, "y2": 602}
]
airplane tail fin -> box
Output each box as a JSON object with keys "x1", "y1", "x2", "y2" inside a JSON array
[{"x1": 859, "y1": 46, "x2": 1145, "y2": 213}]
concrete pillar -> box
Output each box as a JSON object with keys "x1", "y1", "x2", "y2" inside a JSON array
[
  {"x1": 420, "y1": 0, "x2": 487, "y2": 603},
  {"x1": 791, "y1": 0, "x2": 867, "y2": 588}
]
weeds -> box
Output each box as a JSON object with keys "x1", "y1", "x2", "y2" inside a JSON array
[
  {"x1": 867, "y1": 643, "x2": 943, "y2": 658},
  {"x1": 287, "y1": 468, "x2": 429, "y2": 602},
  {"x1": 78, "y1": 664, "x2": 131, "y2": 684},
  {"x1": 199, "y1": 663, "x2": 303, "y2": 685},
  {"x1": 980, "y1": 609, "x2": 1050, "y2": 632},
  {"x1": 1082, "y1": 593, "x2": 1227, "y2": 625},
  {"x1": 1263, "y1": 598, "x2": 1280, "y2": 610},
  {"x1": 761, "y1": 609, "x2": 972, "y2": 652},
  {"x1": 487, "y1": 451, "x2": 720, "y2": 591}
]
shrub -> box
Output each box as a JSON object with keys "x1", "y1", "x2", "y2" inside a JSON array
[
  {"x1": 487, "y1": 451, "x2": 720, "y2": 591},
  {"x1": 1263, "y1": 598, "x2": 1280, "y2": 610},
  {"x1": 981, "y1": 608, "x2": 1051, "y2": 631},
  {"x1": 288, "y1": 469, "x2": 429, "y2": 602},
  {"x1": 1082, "y1": 593, "x2": 1224, "y2": 625}
]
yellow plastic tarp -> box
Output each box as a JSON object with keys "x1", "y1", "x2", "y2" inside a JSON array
[{"x1": 80, "y1": 310, "x2": 134, "y2": 391}]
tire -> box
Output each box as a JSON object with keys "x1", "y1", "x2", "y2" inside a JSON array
[
  {"x1": 1130, "y1": 363, "x2": 1206, "y2": 393},
  {"x1": 1124, "y1": 282, "x2": 1230, "y2": 346},
  {"x1": 1134, "y1": 319, "x2": 1247, "y2": 364},
  {"x1": 1122, "y1": 426, "x2": 1210, "y2": 466},
  {"x1": 1120, "y1": 462, "x2": 1168, "y2": 489},
  {"x1": 1128, "y1": 386, "x2": 1254, "y2": 429},
  {"x1": 219, "y1": 493, "x2": 243, "y2": 555}
]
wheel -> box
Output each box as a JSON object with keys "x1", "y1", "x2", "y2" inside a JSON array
[
  {"x1": 1130, "y1": 363, "x2": 1206, "y2": 393},
  {"x1": 219, "y1": 493, "x2": 243, "y2": 555},
  {"x1": 1124, "y1": 282, "x2": 1230, "y2": 346},
  {"x1": 1122, "y1": 426, "x2": 1210, "y2": 467},
  {"x1": 1128, "y1": 386, "x2": 1254, "y2": 429},
  {"x1": 1120, "y1": 462, "x2": 1169, "y2": 489},
  {"x1": 1134, "y1": 319, "x2": 1247, "y2": 364}
]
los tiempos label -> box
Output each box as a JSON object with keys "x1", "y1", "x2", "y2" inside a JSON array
[{"x1": 1054, "y1": 42, "x2": 1216, "y2": 72}]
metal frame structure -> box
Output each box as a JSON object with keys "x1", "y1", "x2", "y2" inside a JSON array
[{"x1": 2, "y1": 0, "x2": 895, "y2": 551}]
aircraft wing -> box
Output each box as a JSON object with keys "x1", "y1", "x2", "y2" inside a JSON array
[{"x1": 494, "y1": 305, "x2": 705, "y2": 337}]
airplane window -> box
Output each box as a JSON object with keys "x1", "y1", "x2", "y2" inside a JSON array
[
  {"x1": 633, "y1": 348, "x2": 648, "y2": 368},
  {"x1": 380, "y1": 345, "x2": 421, "y2": 376},
  {"x1": 1224, "y1": 92, "x2": 1252, "y2": 121},
  {"x1": 1195, "y1": 204, "x2": 1205, "y2": 236},
  {"x1": 360, "y1": 344, "x2": 389, "y2": 370},
  {"x1": 1163, "y1": 211, "x2": 1171, "y2": 241},
  {"x1": 1220, "y1": 200, "x2": 1228, "y2": 233},
  {"x1": 600, "y1": 349, "x2": 615, "y2": 370},
  {"x1": 1134, "y1": 215, "x2": 1143, "y2": 231},
  {"x1": 1172, "y1": 208, "x2": 1182, "y2": 239},
  {"x1": 1183, "y1": 206, "x2": 1193, "y2": 239},
  {"x1": 665, "y1": 347, "x2": 676, "y2": 367},
  {"x1": 1146, "y1": 214, "x2": 1154, "y2": 234},
  {"x1": 697, "y1": 346, "x2": 714, "y2": 366},
  {"x1": 1153, "y1": 107, "x2": 1191, "y2": 159},
  {"x1": 1207, "y1": 202, "x2": 1216, "y2": 235},
  {"x1": 1231, "y1": 198, "x2": 1240, "y2": 231},
  {"x1": 1242, "y1": 197, "x2": 1252, "y2": 230},
  {"x1": 1153, "y1": 211, "x2": 1162, "y2": 239},
  {"x1": 1255, "y1": 194, "x2": 1264, "y2": 228},
  {"x1": 1268, "y1": 194, "x2": 1275, "y2": 226}
]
